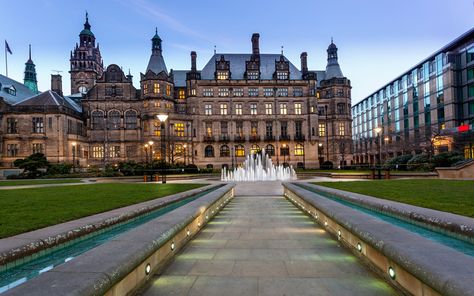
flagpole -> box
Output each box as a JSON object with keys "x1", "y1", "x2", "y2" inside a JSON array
[{"x1": 4, "y1": 41, "x2": 7, "y2": 77}]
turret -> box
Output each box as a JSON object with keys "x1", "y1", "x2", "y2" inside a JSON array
[{"x1": 24, "y1": 44, "x2": 38, "y2": 94}]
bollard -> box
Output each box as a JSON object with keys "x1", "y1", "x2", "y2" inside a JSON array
[{"x1": 143, "y1": 175, "x2": 147, "y2": 182}]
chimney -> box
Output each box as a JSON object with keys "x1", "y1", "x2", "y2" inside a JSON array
[
  {"x1": 51, "y1": 74, "x2": 63, "y2": 96},
  {"x1": 191, "y1": 51, "x2": 197, "y2": 72},
  {"x1": 300, "y1": 52, "x2": 308, "y2": 74},
  {"x1": 251, "y1": 33, "x2": 260, "y2": 55}
]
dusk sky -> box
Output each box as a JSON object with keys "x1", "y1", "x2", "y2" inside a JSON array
[{"x1": 1, "y1": 0, "x2": 473, "y2": 103}]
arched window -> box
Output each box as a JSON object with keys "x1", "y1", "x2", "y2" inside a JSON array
[
  {"x1": 295, "y1": 143, "x2": 304, "y2": 156},
  {"x1": 235, "y1": 145, "x2": 245, "y2": 157},
  {"x1": 250, "y1": 144, "x2": 260, "y2": 154},
  {"x1": 107, "y1": 110, "x2": 121, "y2": 130},
  {"x1": 265, "y1": 144, "x2": 275, "y2": 156},
  {"x1": 204, "y1": 145, "x2": 214, "y2": 157},
  {"x1": 220, "y1": 145, "x2": 230, "y2": 157},
  {"x1": 91, "y1": 110, "x2": 104, "y2": 130},
  {"x1": 125, "y1": 110, "x2": 137, "y2": 129}
]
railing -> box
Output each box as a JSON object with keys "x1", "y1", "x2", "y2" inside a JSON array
[
  {"x1": 294, "y1": 135, "x2": 305, "y2": 141},
  {"x1": 234, "y1": 136, "x2": 246, "y2": 143},
  {"x1": 264, "y1": 135, "x2": 275, "y2": 141},
  {"x1": 219, "y1": 135, "x2": 230, "y2": 142},
  {"x1": 280, "y1": 135, "x2": 291, "y2": 141},
  {"x1": 249, "y1": 135, "x2": 260, "y2": 142},
  {"x1": 203, "y1": 136, "x2": 215, "y2": 142}
]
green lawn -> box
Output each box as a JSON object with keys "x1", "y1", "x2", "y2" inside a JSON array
[
  {"x1": 0, "y1": 183, "x2": 205, "y2": 238},
  {"x1": 313, "y1": 179, "x2": 474, "y2": 217},
  {"x1": 0, "y1": 179, "x2": 83, "y2": 187}
]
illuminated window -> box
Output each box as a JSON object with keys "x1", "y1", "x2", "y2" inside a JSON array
[
  {"x1": 250, "y1": 144, "x2": 260, "y2": 154},
  {"x1": 174, "y1": 123, "x2": 185, "y2": 137},
  {"x1": 265, "y1": 103, "x2": 273, "y2": 115},
  {"x1": 280, "y1": 103, "x2": 287, "y2": 115},
  {"x1": 218, "y1": 88, "x2": 229, "y2": 97},
  {"x1": 154, "y1": 83, "x2": 160, "y2": 94},
  {"x1": 235, "y1": 103, "x2": 242, "y2": 115},
  {"x1": 217, "y1": 71, "x2": 229, "y2": 80},
  {"x1": 295, "y1": 103, "x2": 302, "y2": 115},
  {"x1": 205, "y1": 122, "x2": 212, "y2": 136},
  {"x1": 166, "y1": 85, "x2": 171, "y2": 96},
  {"x1": 178, "y1": 89, "x2": 185, "y2": 99},
  {"x1": 191, "y1": 88, "x2": 196, "y2": 96},
  {"x1": 205, "y1": 104, "x2": 212, "y2": 115},
  {"x1": 143, "y1": 84, "x2": 148, "y2": 94},
  {"x1": 92, "y1": 146, "x2": 104, "y2": 158},
  {"x1": 235, "y1": 145, "x2": 245, "y2": 157},
  {"x1": 251, "y1": 122, "x2": 258, "y2": 136},
  {"x1": 319, "y1": 123, "x2": 326, "y2": 137},
  {"x1": 338, "y1": 122, "x2": 345, "y2": 136},
  {"x1": 109, "y1": 146, "x2": 120, "y2": 158},
  {"x1": 220, "y1": 103, "x2": 228, "y2": 115},
  {"x1": 294, "y1": 143, "x2": 304, "y2": 156},
  {"x1": 250, "y1": 103, "x2": 257, "y2": 115},
  {"x1": 154, "y1": 121, "x2": 161, "y2": 136}
]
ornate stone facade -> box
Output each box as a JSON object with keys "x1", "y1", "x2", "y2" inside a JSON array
[{"x1": 0, "y1": 15, "x2": 352, "y2": 169}]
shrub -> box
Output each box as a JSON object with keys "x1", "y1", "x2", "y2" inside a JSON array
[
  {"x1": 48, "y1": 163, "x2": 73, "y2": 175},
  {"x1": 320, "y1": 161, "x2": 333, "y2": 170},
  {"x1": 13, "y1": 153, "x2": 50, "y2": 178},
  {"x1": 407, "y1": 153, "x2": 432, "y2": 171},
  {"x1": 383, "y1": 154, "x2": 412, "y2": 170}
]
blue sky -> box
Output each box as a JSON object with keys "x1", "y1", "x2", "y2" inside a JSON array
[{"x1": 1, "y1": 0, "x2": 473, "y2": 103}]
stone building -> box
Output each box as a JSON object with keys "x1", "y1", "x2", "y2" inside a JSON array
[
  {"x1": 0, "y1": 14, "x2": 352, "y2": 169},
  {"x1": 352, "y1": 28, "x2": 474, "y2": 165}
]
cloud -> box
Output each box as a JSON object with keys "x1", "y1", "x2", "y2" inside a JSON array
[{"x1": 116, "y1": 0, "x2": 213, "y2": 43}]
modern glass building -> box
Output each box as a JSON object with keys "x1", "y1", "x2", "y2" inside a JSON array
[{"x1": 352, "y1": 28, "x2": 474, "y2": 165}]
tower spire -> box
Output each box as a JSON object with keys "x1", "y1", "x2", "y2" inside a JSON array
[{"x1": 24, "y1": 44, "x2": 38, "y2": 94}]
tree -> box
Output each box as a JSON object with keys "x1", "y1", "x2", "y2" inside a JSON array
[{"x1": 13, "y1": 153, "x2": 50, "y2": 178}]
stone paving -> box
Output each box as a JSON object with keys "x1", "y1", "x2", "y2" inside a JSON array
[{"x1": 140, "y1": 182, "x2": 398, "y2": 296}]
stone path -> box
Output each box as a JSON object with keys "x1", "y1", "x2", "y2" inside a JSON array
[{"x1": 140, "y1": 182, "x2": 398, "y2": 296}]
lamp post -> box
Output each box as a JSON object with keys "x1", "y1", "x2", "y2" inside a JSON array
[
  {"x1": 157, "y1": 114, "x2": 168, "y2": 183},
  {"x1": 374, "y1": 127, "x2": 382, "y2": 179},
  {"x1": 384, "y1": 136, "x2": 390, "y2": 160},
  {"x1": 144, "y1": 144, "x2": 149, "y2": 164},
  {"x1": 72, "y1": 142, "x2": 77, "y2": 173},
  {"x1": 183, "y1": 144, "x2": 187, "y2": 165},
  {"x1": 148, "y1": 141, "x2": 154, "y2": 163},
  {"x1": 282, "y1": 143, "x2": 287, "y2": 167},
  {"x1": 318, "y1": 142, "x2": 323, "y2": 166},
  {"x1": 324, "y1": 105, "x2": 329, "y2": 162}
]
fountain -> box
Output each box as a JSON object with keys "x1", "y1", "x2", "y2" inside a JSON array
[{"x1": 221, "y1": 148, "x2": 297, "y2": 181}]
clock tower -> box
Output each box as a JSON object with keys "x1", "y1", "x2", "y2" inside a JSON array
[{"x1": 69, "y1": 12, "x2": 103, "y2": 95}]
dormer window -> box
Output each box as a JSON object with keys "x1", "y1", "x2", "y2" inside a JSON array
[
  {"x1": 217, "y1": 71, "x2": 229, "y2": 80},
  {"x1": 247, "y1": 71, "x2": 259, "y2": 80},
  {"x1": 4, "y1": 85, "x2": 16, "y2": 96},
  {"x1": 276, "y1": 71, "x2": 288, "y2": 80}
]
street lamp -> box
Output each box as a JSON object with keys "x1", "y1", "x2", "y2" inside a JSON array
[
  {"x1": 157, "y1": 114, "x2": 168, "y2": 183},
  {"x1": 318, "y1": 142, "x2": 323, "y2": 165},
  {"x1": 183, "y1": 144, "x2": 187, "y2": 165},
  {"x1": 144, "y1": 144, "x2": 149, "y2": 164},
  {"x1": 71, "y1": 142, "x2": 77, "y2": 173},
  {"x1": 374, "y1": 127, "x2": 382, "y2": 179},
  {"x1": 282, "y1": 144, "x2": 287, "y2": 167}
]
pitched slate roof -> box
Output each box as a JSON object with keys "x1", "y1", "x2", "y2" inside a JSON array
[
  {"x1": 14, "y1": 90, "x2": 82, "y2": 112},
  {"x1": 200, "y1": 54, "x2": 302, "y2": 80},
  {"x1": 325, "y1": 63, "x2": 344, "y2": 79},
  {"x1": 146, "y1": 53, "x2": 168, "y2": 75},
  {"x1": 172, "y1": 70, "x2": 188, "y2": 87},
  {"x1": 0, "y1": 74, "x2": 36, "y2": 105}
]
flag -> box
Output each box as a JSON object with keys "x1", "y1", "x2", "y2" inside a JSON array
[{"x1": 5, "y1": 40, "x2": 12, "y2": 54}]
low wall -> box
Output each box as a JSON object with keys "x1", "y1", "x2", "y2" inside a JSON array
[
  {"x1": 283, "y1": 182, "x2": 474, "y2": 296},
  {"x1": 299, "y1": 183, "x2": 474, "y2": 243},
  {"x1": 3, "y1": 183, "x2": 235, "y2": 296},
  {"x1": 436, "y1": 160, "x2": 474, "y2": 179}
]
